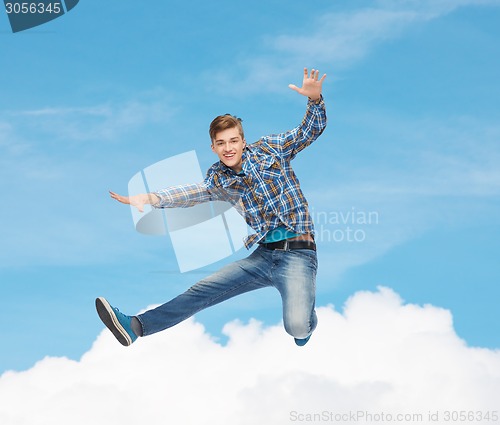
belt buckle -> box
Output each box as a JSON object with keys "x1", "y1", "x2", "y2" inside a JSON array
[{"x1": 275, "y1": 239, "x2": 289, "y2": 251}]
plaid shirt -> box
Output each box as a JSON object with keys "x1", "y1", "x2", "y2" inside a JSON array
[{"x1": 153, "y1": 96, "x2": 327, "y2": 248}]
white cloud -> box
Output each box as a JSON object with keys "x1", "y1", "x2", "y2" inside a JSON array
[
  {"x1": 377, "y1": 0, "x2": 500, "y2": 16},
  {"x1": 5, "y1": 92, "x2": 177, "y2": 143},
  {"x1": 204, "y1": 0, "x2": 500, "y2": 96},
  {"x1": 0, "y1": 120, "x2": 31, "y2": 157},
  {"x1": 1, "y1": 287, "x2": 499, "y2": 425},
  {"x1": 272, "y1": 9, "x2": 418, "y2": 67},
  {"x1": 283, "y1": 0, "x2": 500, "y2": 67}
]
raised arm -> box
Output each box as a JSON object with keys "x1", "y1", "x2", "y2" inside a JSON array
[{"x1": 262, "y1": 68, "x2": 327, "y2": 160}]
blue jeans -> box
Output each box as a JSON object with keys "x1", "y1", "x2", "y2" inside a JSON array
[{"x1": 137, "y1": 245, "x2": 318, "y2": 339}]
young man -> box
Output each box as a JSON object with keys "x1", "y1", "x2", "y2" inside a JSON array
[{"x1": 96, "y1": 68, "x2": 327, "y2": 347}]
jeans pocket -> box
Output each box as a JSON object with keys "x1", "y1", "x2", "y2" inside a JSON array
[{"x1": 290, "y1": 248, "x2": 318, "y2": 270}]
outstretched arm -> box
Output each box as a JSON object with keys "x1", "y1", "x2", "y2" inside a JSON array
[
  {"x1": 109, "y1": 191, "x2": 159, "y2": 213},
  {"x1": 288, "y1": 68, "x2": 326, "y2": 101},
  {"x1": 110, "y1": 182, "x2": 215, "y2": 212}
]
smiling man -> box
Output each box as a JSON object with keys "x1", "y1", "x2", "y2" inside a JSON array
[
  {"x1": 210, "y1": 116, "x2": 247, "y2": 173},
  {"x1": 96, "y1": 68, "x2": 327, "y2": 347}
]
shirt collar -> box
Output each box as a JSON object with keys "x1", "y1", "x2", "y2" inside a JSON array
[{"x1": 218, "y1": 149, "x2": 248, "y2": 176}]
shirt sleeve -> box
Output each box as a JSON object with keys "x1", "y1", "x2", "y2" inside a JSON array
[
  {"x1": 263, "y1": 95, "x2": 327, "y2": 161},
  {"x1": 151, "y1": 182, "x2": 212, "y2": 208}
]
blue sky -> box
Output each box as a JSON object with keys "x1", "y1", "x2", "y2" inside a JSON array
[{"x1": 1, "y1": 0, "x2": 500, "y2": 375}]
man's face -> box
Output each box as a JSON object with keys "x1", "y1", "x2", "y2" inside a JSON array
[{"x1": 211, "y1": 127, "x2": 246, "y2": 173}]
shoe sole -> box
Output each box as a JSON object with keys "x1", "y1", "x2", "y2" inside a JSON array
[
  {"x1": 294, "y1": 335, "x2": 311, "y2": 347},
  {"x1": 95, "y1": 297, "x2": 133, "y2": 346}
]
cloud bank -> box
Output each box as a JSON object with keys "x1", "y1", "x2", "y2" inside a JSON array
[
  {"x1": 205, "y1": 0, "x2": 500, "y2": 96},
  {"x1": 1, "y1": 287, "x2": 499, "y2": 425}
]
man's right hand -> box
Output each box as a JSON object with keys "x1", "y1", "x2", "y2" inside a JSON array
[{"x1": 109, "y1": 191, "x2": 159, "y2": 213}]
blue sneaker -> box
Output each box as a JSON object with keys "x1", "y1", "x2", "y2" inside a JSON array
[
  {"x1": 294, "y1": 334, "x2": 311, "y2": 347},
  {"x1": 95, "y1": 297, "x2": 137, "y2": 346}
]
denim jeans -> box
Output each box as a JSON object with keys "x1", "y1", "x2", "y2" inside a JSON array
[{"x1": 137, "y1": 245, "x2": 318, "y2": 339}]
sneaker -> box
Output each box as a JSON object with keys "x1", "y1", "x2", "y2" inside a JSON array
[
  {"x1": 95, "y1": 297, "x2": 137, "y2": 346},
  {"x1": 294, "y1": 334, "x2": 311, "y2": 347}
]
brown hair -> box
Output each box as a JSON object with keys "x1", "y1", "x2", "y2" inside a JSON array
[{"x1": 209, "y1": 114, "x2": 244, "y2": 143}]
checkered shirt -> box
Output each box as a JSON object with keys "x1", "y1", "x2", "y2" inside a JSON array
[{"x1": 153, "y1": 96, "x2": 327, "y2": 248}]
